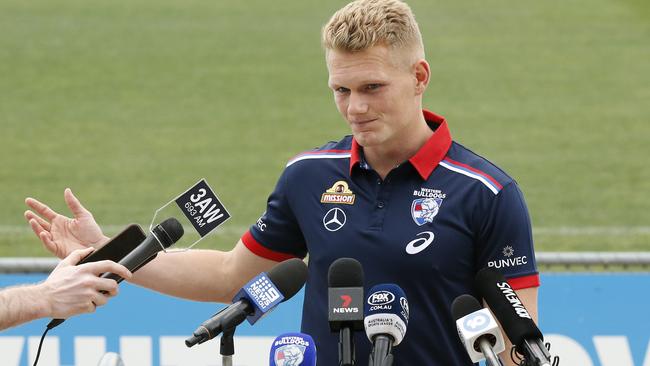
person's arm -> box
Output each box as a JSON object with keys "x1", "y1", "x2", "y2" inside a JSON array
[
  {"x1": 493, "y1": 286, "x2": 538, "y2": 366},
  {"x1": 129, "y1": 239, "x2": 280, "y2": 302},
  {"x1": 25, "y1": 189, "x2": 293, "y2": 304},
  {"x1": 0, "y1": 248, "x2": 131, "y2": 331}
]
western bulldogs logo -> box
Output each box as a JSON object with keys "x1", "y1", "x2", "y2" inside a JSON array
[
  {"x1": 274, "y1": 344, "x2": 306, "y2": 366},
  {"x1": 411, "y1": 197, "x2": 442, "y2": 226}
]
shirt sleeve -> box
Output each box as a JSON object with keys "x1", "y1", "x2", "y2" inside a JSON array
[
  {"x1": 241, "y1": 168, "x2": 307, "y2": 261},
  {"x1": 475, "y1": 182, "x2": 540, "y2": 289}
]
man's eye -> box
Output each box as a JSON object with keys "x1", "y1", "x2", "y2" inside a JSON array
[
  {"x1": 335, "y1": 87, "x2": 349, "y2": 93},
  {"x1": 365, "y1": 84, "x2": 381, "y2": 91}
]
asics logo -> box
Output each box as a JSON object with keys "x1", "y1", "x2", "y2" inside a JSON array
[{"x1": 405, "y1": 231, "x2": 435, "y2": 255}]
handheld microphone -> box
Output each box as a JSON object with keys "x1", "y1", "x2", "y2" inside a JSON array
[
  {"x1": 364, "y1": 284, "x2": 409, "y2": 366},
  {"x1": 475, "y1": 268, "x2": 554, "y2": 366},
  {"x1": 185, "y1": 258, "x2": 308, "y2": 347},
  {"x1": 269, "y1": 332, "x2": 317, "y2": 366},
  {"x1": 328, "y1": 257, "x2": 364, "y2": 366},
  {"x1": 48, "y1": 218, "x2": 184, "y2": 329},
  {"x1": 451, "y1": 294, "x2": 505, "y2": 366},
  {"x1": 101, "y1": 217, "x2": 184, "y2": 283}
]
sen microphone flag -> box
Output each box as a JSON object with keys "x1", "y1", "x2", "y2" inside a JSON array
[{"x1": 269, "y1": 333, "x2": 317, "y2": 366}]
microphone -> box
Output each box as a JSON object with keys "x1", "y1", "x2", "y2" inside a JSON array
[
  {"x1": 475, "y1": 268, "x2": 553, "y2": 366},
  {"x1": 185, "y1": 258, "x2": 308, "y2": 347},
  {"x1": 96, "y1": 352, "x2": 125, "y2": 366},
  {"x1": 100, "y1": 217, "x2": 184, "y2": 282},
  {"x1": 451, "y1": 294, "x2": 505, "y2": 366},
  {"x1": 364, "y1": 284, "x2": 409, "y2": 366},
  {"x1": 327, "y1": 257, "x2": 364, "y2": 366},
  {"x1": 48, "y1": 218, "x2": 184, "y2": 329},
  {"x1": 269, "y1": 332, "x2": 317, "y2": 366}
]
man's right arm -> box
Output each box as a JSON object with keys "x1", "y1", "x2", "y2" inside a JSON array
[
  {"x1": 24, "y1": 189, "x2": 281, "y2": 304},
  {"x1": 129, "y1": 239, "x2": 280, "y2": 303}
]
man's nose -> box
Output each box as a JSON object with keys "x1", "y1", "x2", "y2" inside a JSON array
[{"x1": 347, "y1": 92, "x2": 369, "y2": 116}]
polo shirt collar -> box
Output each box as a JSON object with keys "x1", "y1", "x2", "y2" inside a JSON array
[{"x1": 350, "y1": 109, "x2": 452, "y2": 180}]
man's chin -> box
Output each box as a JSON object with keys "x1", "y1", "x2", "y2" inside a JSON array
[{"x1": 352, "y1": 132, "x2": 381, "y2": 147}]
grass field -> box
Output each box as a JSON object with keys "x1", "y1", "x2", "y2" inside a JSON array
[{"x1": 1, "y1": 0, "x2": 648, "y2": 257}]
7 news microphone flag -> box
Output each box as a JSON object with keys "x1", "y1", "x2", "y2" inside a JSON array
[{"x1": 328, "y1": 257, "x2": 365, "y2": 366}]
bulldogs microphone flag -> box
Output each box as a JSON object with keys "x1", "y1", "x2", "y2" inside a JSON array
[{"x1": 269, "y1": 333, "x2": 317, "y2": 366}]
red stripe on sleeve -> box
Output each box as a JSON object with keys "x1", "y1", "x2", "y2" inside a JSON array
[
  {"x1": 241, "y1": 230, "x2": 299, "y2": 262},
  {"x1": 507, "y1": 274, "x2": 540, "y2": 290}
]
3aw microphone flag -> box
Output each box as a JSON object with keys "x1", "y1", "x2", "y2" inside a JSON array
[{"x1": 150, "y1": 178, "x2": 231, "y2": 251}]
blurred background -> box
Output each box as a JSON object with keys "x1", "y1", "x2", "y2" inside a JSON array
[
  {"x1": 1, "y1": 1, "x2": 648, "y2": 365},
  {"x1": 1, "y1": 0, "x2": 648, "y2": 256}
]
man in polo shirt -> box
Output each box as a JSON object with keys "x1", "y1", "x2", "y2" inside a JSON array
[{"x1": 24, "y1": 0, "x2": 539, "y2": 364}]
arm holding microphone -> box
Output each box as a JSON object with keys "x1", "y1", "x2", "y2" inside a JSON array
[
  {"x1": 24, "y1": 189, "x2": 281, "y2": 304},
  {"x1": 0, "y1": 248, "x2": 131, "y2": 330}
]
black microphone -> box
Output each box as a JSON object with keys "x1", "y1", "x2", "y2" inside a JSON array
[
  {"x1": 100, "y1": 217, "x2": 184, "y2": 283},
  {"x1": 185, "y1": 258, "x2": 308, "y2": 347},
  {"x1": 475, "y1": 268, "x2": 553, "y2": 366},
  {"x1": 328, "y1": 258, "x2": 364, "y2": 366},
  {"x1": 451, "y1": 294, "x2": 505, "y2": 366},
  {"x1": 48, "y1": 218, "x2": 184, "y2": 329},
  {"x1": 364, "y1": 284, "x2": 409, "y2": 366}
]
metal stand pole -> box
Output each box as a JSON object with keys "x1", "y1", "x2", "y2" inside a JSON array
[{"x1": 220, "y1": 327, "x2": 235, "y2": 366}]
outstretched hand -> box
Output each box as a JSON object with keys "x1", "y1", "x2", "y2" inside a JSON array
[{"x1": 25, "y1": 188, "x2": 108, "y2": 259}]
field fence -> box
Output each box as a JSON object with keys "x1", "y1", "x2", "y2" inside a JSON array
[{"x1": 0, "y1": 252, "x2": 649, "y2": 273}]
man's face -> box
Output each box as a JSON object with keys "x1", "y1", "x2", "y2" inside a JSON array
[{"x1": 326, "y1": 44, "x2": 422, "y2": 148}]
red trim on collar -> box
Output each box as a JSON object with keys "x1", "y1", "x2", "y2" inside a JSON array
[
  {"x1": 409, "y1": 110, "x2": 451, "y2": 179},
  {"x1": 349, "y1": 110, "x2": 451, "y2": 179}
]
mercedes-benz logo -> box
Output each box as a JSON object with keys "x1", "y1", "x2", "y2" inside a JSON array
[{"x1": 323, "y1": 207, "x2": 346, "y2": 232}]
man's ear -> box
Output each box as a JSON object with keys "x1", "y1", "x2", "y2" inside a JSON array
[{"x1": 414, "y1": 59, "x2": 430, "y2": 95}]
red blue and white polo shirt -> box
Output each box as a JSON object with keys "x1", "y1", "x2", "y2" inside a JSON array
[{"x1": 242, "y1": 110, "x2": 539, "y2": 365}]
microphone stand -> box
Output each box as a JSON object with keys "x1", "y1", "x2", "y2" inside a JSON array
[
  {"x1": 220, "y1": 326, "x2": 236, "y2": 366},
  {"x1": 339, "y1": 326, "x2": 355, "y2": 366},
  {"x1": 478, "y1": 338, "x2": 503, "y2": 366},
  {"x1": 368, "y1": 335, "x2": 394, "y2": 366}
]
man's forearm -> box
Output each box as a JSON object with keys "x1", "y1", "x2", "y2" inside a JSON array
[
  {"x1": 128, "y1": 249, "x2": 240, "y2": 303},
  {"x1": 0, "y1": 284, "x2": 49, "y2": 331}
]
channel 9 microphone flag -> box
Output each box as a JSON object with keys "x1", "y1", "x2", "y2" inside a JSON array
[
  {"x1": 149, "y1": 178, "x2": 231, "y2": 251},
  {"x1": 269, "y1": 333, "x2": 317, "y2": 366}
]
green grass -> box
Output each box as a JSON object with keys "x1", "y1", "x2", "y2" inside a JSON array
[{"x1": 1, "y1": 0, "x2": 648, "y2": 256}]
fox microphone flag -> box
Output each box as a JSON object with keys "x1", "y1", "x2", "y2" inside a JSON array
[{"x1": 364, "y1": 283, "x2": 410, "y2": 366}]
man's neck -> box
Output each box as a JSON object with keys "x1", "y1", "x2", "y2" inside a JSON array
[{"x1": 363, "y1": 113, "x2": 433, "y2": 179}]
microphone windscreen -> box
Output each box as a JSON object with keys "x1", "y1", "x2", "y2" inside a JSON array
[
  {"x1": 268, "y1": 258, "x2": 308, "y2": 300},
  {"x1": 364, "y1": 283, "x2": 409, "y2": 345},
  {"x1": 451, "y1": 294, "x2": 483, "y2": 321},
  {"x1": 155, "y1": 217, "x2": 184, "y2": 248},
  {"x1": 269, "y1": 332, "x2": 317, "y2": 366},
  {"x1": 328, "y1": 257, "x2": 364, "y2": 287},
  {"x1": 475, "y1": 267, "x2": 542, "y2": 346}
]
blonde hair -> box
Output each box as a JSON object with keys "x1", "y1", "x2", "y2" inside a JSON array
[{"x1": 322, "y1": 0, "x2": 424, "y2": 60}]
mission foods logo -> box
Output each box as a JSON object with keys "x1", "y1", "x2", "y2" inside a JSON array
[{"x1": 321, "y1": 181, "x2": 356, "y2": 205}]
